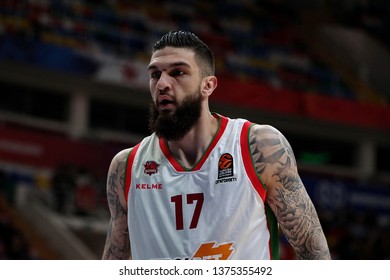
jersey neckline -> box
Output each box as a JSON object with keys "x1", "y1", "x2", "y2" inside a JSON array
[{"x1": 159, "y1": 113, "x2": 229, "y2": 172}]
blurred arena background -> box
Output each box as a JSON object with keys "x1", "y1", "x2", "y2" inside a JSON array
[{"x1": 0, "y1": 0, "x2": 389, "y2": 260}]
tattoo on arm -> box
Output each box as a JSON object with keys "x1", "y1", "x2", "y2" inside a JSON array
[
  {"x1": 249, "y1": 125, "x2": 331, "y2": 259},
  {"x1": 102, "y1": 150, "x2": 131, "y2": 260}
]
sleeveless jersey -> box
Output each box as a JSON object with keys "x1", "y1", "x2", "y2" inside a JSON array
[{"x1": 125, "y1": 114, "x2": 279, "y2": 260}]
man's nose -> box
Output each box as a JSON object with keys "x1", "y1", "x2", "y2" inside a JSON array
[{"x1": 156, "y1": 72, "x2": 172, "y2": 91}]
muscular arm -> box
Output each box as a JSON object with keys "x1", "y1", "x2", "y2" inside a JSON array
[
  {"x1": 102, "y1": 148, "x2": 132, "y2": 260},
  {"x1": 249, "y1": 125, "x2": 331, "y2": 260}
]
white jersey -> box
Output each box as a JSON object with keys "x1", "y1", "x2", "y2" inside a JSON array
[{"x1": 125, "y1": 114, "x2": 279, "y2": 260}]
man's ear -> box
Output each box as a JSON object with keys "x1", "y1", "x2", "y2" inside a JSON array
[{"x1": 201, "y1": 76, "x2": 217, "y2": 97}]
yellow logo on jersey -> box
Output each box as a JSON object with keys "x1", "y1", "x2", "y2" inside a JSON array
[{"x1": 192, "y1": 242, "x2": 234, "y2": 260}]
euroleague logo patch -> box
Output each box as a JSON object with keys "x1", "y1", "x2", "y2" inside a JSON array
[
  {"x1": 216, "y1": 153, "x2": 237, "y2": 184},
  {"x1": 218, "y1": 153, "x2": 234, "y2": 177}
]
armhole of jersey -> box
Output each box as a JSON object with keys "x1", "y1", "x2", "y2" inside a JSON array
[
  {"x1": 124, "y1": 143, "x2": 141, "y2": 204},
  {"x1": 240, "y1": 121, "x2": 267, "y2": 202}
]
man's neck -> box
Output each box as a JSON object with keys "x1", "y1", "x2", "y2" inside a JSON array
[{"x1": 167, "y1": 113, "x2": 219, "y2": 169}]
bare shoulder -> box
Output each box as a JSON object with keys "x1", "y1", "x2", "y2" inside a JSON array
[
  {"x1": 248, "y1": 123, "x2": 301, "y2": 207},
  {"x1": 108, "y1": 148, "x2": 132, "y2": 189},
  {"x1": 107, "y1": 148, "x2": 133, "y2": 210},
  {"x1": 248, "y1": 124, "x2": 297, "y2": 183},
  {"x1": 248, "y1": 123, "x2": 300, "y2": 210},
  {"x1": 110, "y1": 148, "x2": 132, "y2": 169}
]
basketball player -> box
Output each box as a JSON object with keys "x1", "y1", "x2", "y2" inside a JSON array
[{"x1": 102, "y1": 31, "x2": 331, "y2": 260}]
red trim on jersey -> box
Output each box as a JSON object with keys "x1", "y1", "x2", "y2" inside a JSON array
[
  {"x1": 124, "y1": 143, "x2": 141, "y2": 203},
  {"x1": 159, "y1": 138, "x2": 184, "y2": 171},
  {"x1": 240, "y1": 121, "x2": 267, "y2": 202},
  {"x1": 159, "y1": 114, "x2": 229, "y2": 172}
]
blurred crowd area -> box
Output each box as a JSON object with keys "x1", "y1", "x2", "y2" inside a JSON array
[
  {"x1": 0, "y1": 164, "x2": 108, "y2": 218},
  {"x1": 0, "y1": 164, "x2": 108, "y2": 260},
  {"x1": 0, "y1": 207, "x2": 39, "y2": 259},
  {"x1": 318, "y1": 206, "x2": 390, "y2": 260},
  {"x1": 1, "y1": 0, "x2": 388, "y2": 103}
]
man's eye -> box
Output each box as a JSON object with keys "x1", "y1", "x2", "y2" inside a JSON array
[
  {"x1": 171, "y1": 70, "x2": 184, "y2": 77},
  {"x1": 150, "y1": 72, "x2": 161, "y2": 79}
]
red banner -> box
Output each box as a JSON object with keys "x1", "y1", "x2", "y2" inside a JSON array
[
  {"x1": 0, "y1": 125, "x2": 126, "y2": 175},
  {"x1": 212, "y1": 77, "x2": 390, "y2": 131}
]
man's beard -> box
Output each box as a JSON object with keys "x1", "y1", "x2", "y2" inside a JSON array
[{"x1": 148, "y1": 92, "x2": 202, "y2": 141}]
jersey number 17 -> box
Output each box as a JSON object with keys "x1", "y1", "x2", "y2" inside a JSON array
[{"x1": 171, "y1": 193, "x2": 204, "y2": 230}]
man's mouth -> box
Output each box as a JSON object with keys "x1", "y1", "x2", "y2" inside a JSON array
[
  {"x1": 160, "y1": 99, "x2": 173, "y2": 105},
  {"x1": 158, "y1": 96, "x2": 175, "y2": 110}
]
